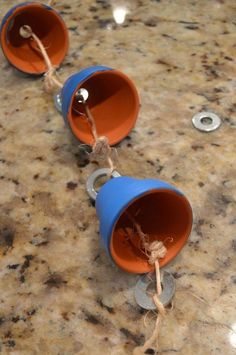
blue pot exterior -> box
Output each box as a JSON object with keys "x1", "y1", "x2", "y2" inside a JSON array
[
  {"x1": 95, "y1": 176, "x2": 182, "y2": 258},
  {"x1": 1, "y1": 3, "x2": 38, "y2": 32},
  {"x1": 61, "y1": 66, "x2": 112, "y2": 126}
]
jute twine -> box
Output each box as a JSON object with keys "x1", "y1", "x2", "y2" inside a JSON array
[
  {"x1": 47, "y1": 0, "x2": 56, "y2": 6},
  {"x1": 19, "y1": 25, "x2": 63, "y2": 93},
  {"x1": 19, "y1": 25, "x2": 116, "y2": 172},
  {"x1": 82, "y1": 103, "x2": 116, "y2": 172},
  {"x1": 126, "y1": 212, "x2": 168, "y2": 354}
]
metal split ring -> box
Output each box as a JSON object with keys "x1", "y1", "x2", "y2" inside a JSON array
[{"x1": 134, "y1": 271, "x2": 176, "y2": 310}]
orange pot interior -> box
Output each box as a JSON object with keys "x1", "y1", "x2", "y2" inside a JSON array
[
  {"x1": 68, "y1": 70, "x2": 140, "y2": 146},
  {"x1": 1, "y1": 3, "x2": 69, "y2": 74},
  {"x1": 110, "y1": 189, "x2": 192, "y2": 274}
]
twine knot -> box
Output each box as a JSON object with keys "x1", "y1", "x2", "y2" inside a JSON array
[
  {"x1": 91, "y1": 136, "x2": 116, "y2": 173},
  {"x1": 92, "y1": 136, "x2": 110, "y2": 155},
  {"x1": 145, "y1": 241, "x2": 167, "y2": 265},
  {"x1": 44, "y1": 66, "x2": 61, "y2": 93}
]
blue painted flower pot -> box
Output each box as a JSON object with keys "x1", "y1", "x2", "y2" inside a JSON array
[
  {"x1": 61, "y1": 66, "x2": 140, "y2": 146},
  {"x1": 96, "y1": 176, "x2": 192, "y2": 274}
]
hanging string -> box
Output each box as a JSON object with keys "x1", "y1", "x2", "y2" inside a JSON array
[
  {"x1": 19, "y1": 25, "x2": 63, "y2": 93},
  {"x1": 47, "y1": 0, "x2": 56, "y2": 7},
  {"x1": 19, "y1": 25, "x2": 116, "y2": 172},
  {"x1": 125, "y1": 212, "x2": 168, "y2": 354},
  {"x1": 77, "y1": 97, "x2": 116, "y2": 173},
  {"x1": 134, "y1": 252, "x2": 167, "y2": 354}
]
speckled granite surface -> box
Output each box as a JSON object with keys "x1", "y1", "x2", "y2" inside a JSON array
[{"x1": 0, "y1": 0, "x2": 236, "y2": 354}]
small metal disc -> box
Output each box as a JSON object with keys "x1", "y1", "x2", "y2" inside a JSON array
[
  {"x1": 54, "y1": 92, "x2": 62, "y2": 113},
  {"x1": 86, "y1": 168, "x2": 121, "y2": 201},
  {"x1": 134, "y1": 271, "x2": 176, "y2": 310},
  {"x1": 75, "y1": 88, "x2": 89, "y2": 103},
  {"x1": 192, "y1": 111, "x2": 221, "y2": 132}
]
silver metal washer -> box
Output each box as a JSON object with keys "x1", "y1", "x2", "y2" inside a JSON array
[
  {"x1": 54, "y1": 92, "x2": 62, "y2": 113},
  {"x1": 192, "y1": 111, "x2": 221, "y2": 132},
  {"x1": 76, "y1": 88, "x2": 89, "y2": 103},
  {"x1": 86, "y1": 168, "x2": 121, "y2": 201},
  {"x1": 134, "y1": 271, "x2": 176, "y2": 310}
]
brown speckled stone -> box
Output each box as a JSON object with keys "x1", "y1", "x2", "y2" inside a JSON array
[{"x1": 0, "y1": 0, "x2": 236, "y2": 354}]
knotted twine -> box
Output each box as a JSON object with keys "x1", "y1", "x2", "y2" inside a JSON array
[
  {"x1": 126, "y1": 212, "x2": 167, "y2": 354},
  {"x1": 19, "y1": 25, "x2": 116, "y2": 172},
  {"x1": 82, "y1": 103, "x2": 116, "y2": 172}
]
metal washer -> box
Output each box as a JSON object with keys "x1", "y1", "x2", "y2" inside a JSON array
[
  {"x1": 86, "y1": 168, "x2": 121, "y2": 201},
  {"x1": 192, "y1": 111, "x2": 221, "y2": 132},
  {"x1": 54, "y1": 92, "x2": 62, "y2": 113},
  {"x1": 134, "y1": 271, "x2": 176, "y2": 310}
]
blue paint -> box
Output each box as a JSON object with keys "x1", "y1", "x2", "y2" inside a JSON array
[
  {"x1": 61, "y1": 66, "x2": 112, "y2": 127},
  {"x1": 0, "y1": 2, "x2": 34, "y2": 31},
  {"x1": 0, "y1": 2, "x2": 54, "y2": 32},
  {"x1": 95, "y1": 176, "x2": 185, "y2": 259},
  {"x1": 0, "y1": 2, "x2": 61, "y2": 75}
]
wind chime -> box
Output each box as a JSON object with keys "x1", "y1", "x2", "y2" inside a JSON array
[{"x1": 0, "y1": 2, "x2": 193, "y2": 353}]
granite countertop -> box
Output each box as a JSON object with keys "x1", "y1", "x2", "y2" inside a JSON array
[{"x1": 0, "y1": 0, "x2": 236, "y2": 354}]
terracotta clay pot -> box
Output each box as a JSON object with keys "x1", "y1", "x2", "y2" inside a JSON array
[
  {"x1": 0, "y1": 2, "x2": 69, "y2": 75},
  {"x1": 61, "y1": 66, "x2": 140, "y2": 146},
  {"x1": 95, "y1": 175, "x2": 193, "y2": 274}
]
